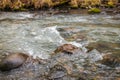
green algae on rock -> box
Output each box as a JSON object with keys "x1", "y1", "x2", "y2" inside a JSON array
[{"x1": 88, "y1": 8, "x2": 101, "y2": 14}]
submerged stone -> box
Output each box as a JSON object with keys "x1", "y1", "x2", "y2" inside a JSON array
[
  {"x1": 0, "y1": 53, "x2": 29, "y2": 71},
  {"x1": 87, "y1": 49, "x2": 103, "y2": 63},
  {"x1": 101, "y1": 53, "x2": 120, "y2": 67},
  {"x1": 86, "y1": 41, "x2": 120, "y2": 53}
]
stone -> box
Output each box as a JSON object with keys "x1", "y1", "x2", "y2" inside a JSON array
[
  {"x1": 86, "y1": 41, "x2": 120, "y2": 53},
  {"x1": 101, "y1": 53, "x2": 120, "y2": 67},
  {"x1": 0, "y1": 53, "x2": 29, "y2": 71},
  {"x1": 54, "y1": 44, "x2": 79, "y2": 54},
  {"x1": 87, "y1": 49, "x2": 103, "y2": 63},
  {"x1": 88, "y1": 8, "x2": 101, "y2": 14}
]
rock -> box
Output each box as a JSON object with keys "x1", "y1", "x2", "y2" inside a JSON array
[
  {"x1": 86, "y1": 41, "x2": 120, "y2": 53},
  {"x1": 48, "y1": 64, "x2": 67, "y2": 79},
  {"x1": 101, "y1": 53, "x2": 120, "y2": 67},
  {"x1": 0, "y1": 53, "x2": 29, "y2": 71},
  {"x1": 87, "y1": 49, "x2": 103, "y2": 63},
  {"x1": 88, "y1": 8, "x2": 101, "y2": 14},
  {"x1": 54, "y1": 44, "x2": 79, "y2": 54}
]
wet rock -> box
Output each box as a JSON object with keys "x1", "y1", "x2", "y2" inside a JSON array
[
  {"x1": 86, "y1": 41, "x2": 120, "y2": 53},
  {"x1": 49, "y1": 44, "x2": 87, "y2": 79},
  {"x1": 48, "y1": 52, "x2": 91, "y2": 80},
  {"x1": 57, "y1": 27, "x2": 88, "y2": 42},
  {"x1": 101, "y1": 53, "x2": 120, "y2": 67},
  {"x1": 88, "y1": 8, "x2": 101, "y2": 14},
  {"x1": 0, "y1": 53, "x2": 29, "y2": 71},
  {"x1": 48, "y1": 64, "x2": 67, "y2": 80},
  {"x1": 105, "y1": 9, "x2": 114, "y2": 13},
  {"x1": 54, "y1": 44, "x2": 80, "y2": 54},
  {"x1": 87, "y1": 49, "x2": 103, "y2": 63}
]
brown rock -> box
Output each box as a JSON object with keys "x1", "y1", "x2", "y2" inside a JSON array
[
  {"x1": 54, "y1": 44, "x2": 79, "y2": 54},
  {"x1": 86, "y1": 41, "x2": 120, "y2": 53},
  {"x1": 0, "y1": 53, "x2": 29, "y2": 71},
  {"x1": 101, "y1": 53, "x2": 120, "y2": 67}
]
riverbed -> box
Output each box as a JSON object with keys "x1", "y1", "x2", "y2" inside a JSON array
[{"x1": 0, "y1": 11, "x2": 120, "y2": 80}]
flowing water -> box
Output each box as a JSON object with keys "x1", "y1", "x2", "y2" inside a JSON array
[{"x1": 0, "y1": 12, "x2": 120, "y2": 79}]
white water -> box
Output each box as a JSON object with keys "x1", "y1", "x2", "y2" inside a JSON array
[
  {"x1": 0, "y1": 12, "x2": 120, "y2": 59},
  {"x1": 0, "y1": 21, "x2": 83, "y2": 59}
]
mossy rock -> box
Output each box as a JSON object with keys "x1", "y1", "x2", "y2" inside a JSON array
[
  {"x1": 88, "y1": 8, "x2": 101, "y2": 14},
  {"x1": 107, "y1": 2, "x2": 115, "y2": 8}
]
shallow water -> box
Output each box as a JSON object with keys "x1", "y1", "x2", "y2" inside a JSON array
[
  {"x1": 0, "y1": 12, "x2": 120, "y2": 58},
  {"x1": 0, "y1": 12, "x2": 120, "y2": 80}
]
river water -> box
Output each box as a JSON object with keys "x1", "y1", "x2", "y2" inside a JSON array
[
  {"x1": 0, "y1": 12, "x2": 120, "y2": 79},
  {"x1": 0, "y1": 12, "x2": 120, "y2": 58}
]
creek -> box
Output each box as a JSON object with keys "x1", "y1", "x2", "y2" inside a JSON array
[{"x1": 0, "y1": 12, "x2": 120, "y2": 80}]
